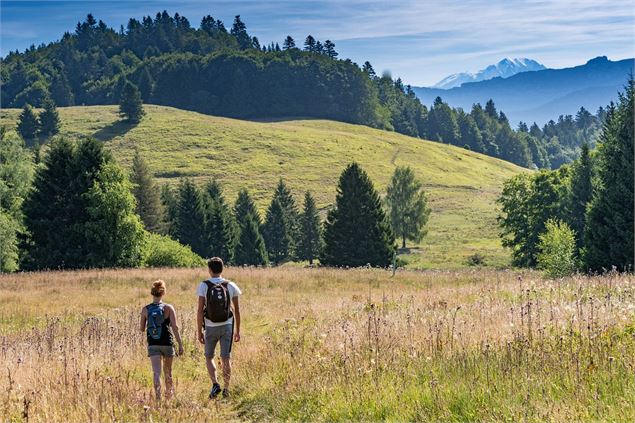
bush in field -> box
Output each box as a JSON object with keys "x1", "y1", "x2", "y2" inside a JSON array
[
  {"x1": 142, "y1": 232, "x2": 203, "y2": 268},
  {"x1": 537, "y1": 219, "x2": 576, "y2": 278}
]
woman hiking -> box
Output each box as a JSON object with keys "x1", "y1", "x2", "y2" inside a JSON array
[{"x1": 140, "y1": 280, "x2": 184, "y2": 400}]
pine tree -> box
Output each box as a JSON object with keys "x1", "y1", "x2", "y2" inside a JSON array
[
  {"x1": 119, "y1": 81, "x2": 144, "y2": 123},
  {"x1": 38, "y1": 97, "x2": 60, "y2": 137},
  {"x1": 322, "y1": 163, "x2": 395, "y2": 267},
  {"x1": 485, "y1": 99, "x2": 498, "y2": 118},
  {"x1": 283, "y1": 35, "x2": 296, "y2": 50},
  {"x1": 202, "y1": 179, "x2": 235, "y2": 263},
  {"x1": 160, "y1": 184, "x2": 178, "y2": 236},
  {"x1": 584, "y1": 81, "x2": 634, "y2": 271},
  {"x1": 568, "y1": 143, "x2": 593, "y2": 249},
  {"x1": 16, "y1": 104, "x2": 39, "y2": 140},
  {"x1": 298, "y1": 191, "x2": 321, "y2": 265},
  {"x1": 175, "y1": 179, "x2": 206, "y2": 255},
  {"x1": 130, "y1": 150, "x2": 163, "y2": 232},
  {"x1": 234, "y1": 188, "x2": 261, "y2": 226},
  {"x1": 315, "y1": 41, "x2": 324, "y2": 54},
  {"x1": 233, "y1": 189, "x2": 267, "y2": 265},
  {"x1": 263, "y1": 198, "x2": 292, "y2": 264},
  {"x1": 234, "y1": 214, "x2": 268, "y2": 266},
  {"x1": 22, "y1": 137, "x2": 144, "y2": 269},
  {"x1": 271, "y1": 179, "x2": 299, "y2": 251},
  {"x1": 385, "y1": 166, "x2": 431, "y2": 249},
  {"x1": 324, "y1": 40, "x2": 337, "y2": 58},
  {"x1": 230, "y1": 15, "x2": 252, "y2": 49},
  {"x1": 362, "y1": 61, "x2": 376, "y2": 79},
  {"x1": 304, "y1": 35, "x2": 316, "y2": 52}
]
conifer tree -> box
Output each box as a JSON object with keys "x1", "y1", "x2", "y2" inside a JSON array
[
  {"x1": 230, "y1": 15, "x2": 252, "y2": 49},
  {"x1": 160, "y1": 184, "x2": 178, "y2": 236},
  {"x1": 322, "y1": 163, "x2": 395, "y2": 267},
  {"x1": 119, "y1": 81, "x2": 144, "y2": 123},
  {"x1": 16, "y1": 104, "x2": 39, "y2": 140},
  {"x1": 298, "y1": 191, "x2": 322, "y2": 265},
  {"x1": 263, "y1": 198, "x2": 292, "y2": 264},
  {"x1": 22, "y1": 137, "x2": 144, "y2": 269},
  {"x1": 130, "y1": 150, "x2": 163, "y2": 232},
  {"x1": 175, "y1": 179, "x2": 206, "y2": 255},
  {"x1": 271, "y1": 179, "x2": 299, "y2": 251},
  {"x1": 304, "y1": 35, "x2": 316, "y2": 52},
  {"x1": 38, "y1": 97, "x2": 60, "y2": 137},
  {"x1": 324, "y1": 40, "x2": 337, "y2": 58},
  {"x1": 233, "y1": 189, "x2": 267, "y2": 265},
  {"x1": 385, "y1": 166, "x2": 431, "y2": 249},
  {"x1": 584, "y1": 81, "x2": 634, "y2": 271},
  {"x1": 235, "y1": 214, "x2": 268, "y2": 266},
  {"x1": 202, "y1": 179, "x2": 235, "y2": 263},
  {"x1": 283, "y1": 35, "x2": 296, "y2": 50},
  {"x1": 362, "y1": 61, "x2": 376, "y2": 79},
  {"x1": 568, "y1": 143, "x2": 593, "y2": 249},
  {"x1": 234, "y1": 188, "x2": 261, "y2": 226}
]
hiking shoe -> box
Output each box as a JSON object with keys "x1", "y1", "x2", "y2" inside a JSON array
[
  {"x1": 222, "y1": 388, "x2": 230, "y2": 399},
  {"x1": 209, "y1": 383, "x2": 221, "y2": 399}
]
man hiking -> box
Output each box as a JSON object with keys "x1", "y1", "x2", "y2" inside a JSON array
[{"x1": 197, "y1": 257, "x2": 242, "y2": 399}]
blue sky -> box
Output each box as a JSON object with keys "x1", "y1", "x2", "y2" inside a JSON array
[{"x1": 1, "y1": 0, "x2": 633, "y2": 86}]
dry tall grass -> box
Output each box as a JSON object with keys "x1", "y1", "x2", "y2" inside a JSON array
[{"x1": 1, "y1": 267, "x2": 634, "y2": 421}]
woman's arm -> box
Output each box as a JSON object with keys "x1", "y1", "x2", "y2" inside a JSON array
[
  {"x1": 140, "y1": 307, "x2": 147, "y2": 333},
  {"x1": 168, "y1": 305, "x2": 184, "y2": 355}
]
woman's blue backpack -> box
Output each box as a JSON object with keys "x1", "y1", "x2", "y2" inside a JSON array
[{"x1": 146, "y1": 303, "x2": 166, "y2": 340}]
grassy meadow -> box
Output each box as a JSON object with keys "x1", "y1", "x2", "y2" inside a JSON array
[
  {"x1": 1, "y1": 105, "x2": 525, "y2": 268},
  {"x1": 2, "y1": 267, "x2": 634, "y2": 422}
]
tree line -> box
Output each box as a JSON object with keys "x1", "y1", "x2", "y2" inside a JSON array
[
  {"x1": 149, "y1": 160, "x2": 429, "y2": 268},
  {"x1": 497, "y1": 81, "x2": 633, "y2": 275},
  {"x1": 3, "y1": 11, "x2": 594, "y2": 169},
  {"x1": 0, "y1": 129, "x2": 431, "y2": 271}
]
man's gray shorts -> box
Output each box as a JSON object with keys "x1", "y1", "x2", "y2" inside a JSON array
[{"x1": 204, "y1": 324, "x2": 233, "y2": 358}]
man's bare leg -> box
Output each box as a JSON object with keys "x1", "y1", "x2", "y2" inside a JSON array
[
  {"x1": 221, "y1": 357, "x2": 232, "y2": 390},
  {"x1": 206, "y1": 356, "x2": 219, "y2": 384}
]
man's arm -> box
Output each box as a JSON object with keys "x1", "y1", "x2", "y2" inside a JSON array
[
  {"x1": 140, "y1": 307, "x2": 147, "y2": 333},
  {"x1": 197, "y1": 296, "x2": 206, "y2": 344},
  {"x1": 232, "y1": 296, "x2": 241, "y2": 342}
]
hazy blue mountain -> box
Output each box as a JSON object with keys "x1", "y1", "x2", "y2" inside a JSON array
[
  {"x1": 433, "y1": 58, "x2": 546, "y2": 89},
  {"x1": 414, "y1": 56, "x2": 633, "y2": 125}
]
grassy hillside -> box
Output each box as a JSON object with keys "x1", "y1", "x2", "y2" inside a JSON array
[{"x1": 0, "y1": 105, "x2": 525, "y2": 268}]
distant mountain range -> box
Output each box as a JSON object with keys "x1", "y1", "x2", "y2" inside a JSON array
[
  {"x1": 433, "y1": 58, "x2": 546, "y2": 89},
  {"x1": 414, "y1": 56, "x2": 634, "y2": 125}
]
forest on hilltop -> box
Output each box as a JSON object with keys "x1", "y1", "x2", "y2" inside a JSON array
[{"x1": 2, "y1": 11, "x2": 601, "y2": 169}]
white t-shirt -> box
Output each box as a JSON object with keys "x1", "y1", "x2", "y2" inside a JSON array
[{"x1": 197, "y1": 277, "x2": 242, "y2": 327}]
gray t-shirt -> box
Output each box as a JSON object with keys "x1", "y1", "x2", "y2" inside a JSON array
[{"x1": 197, "y1": 277, "x2": 242, "y2": 327}]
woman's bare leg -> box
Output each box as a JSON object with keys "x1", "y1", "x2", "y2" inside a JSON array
[
  {"x1": 163, "y1": 356, "x2": 174, "y2": 399},
  {"x1": 150, "y1": 355, "x2": 162, "y2": 400}
]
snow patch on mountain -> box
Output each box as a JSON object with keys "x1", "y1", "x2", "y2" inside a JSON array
[{"x1": 433, "y1": 58, "x2": 546, "y2": 89}]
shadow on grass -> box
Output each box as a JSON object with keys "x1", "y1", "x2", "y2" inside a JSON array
[{"x1": 93, "y1": 120, "x2": 138, "y2": 142}]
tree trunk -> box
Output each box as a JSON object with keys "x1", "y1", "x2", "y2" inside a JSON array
[{"x1": 402, "y1": 235, "x2": 406, "y2": 249}]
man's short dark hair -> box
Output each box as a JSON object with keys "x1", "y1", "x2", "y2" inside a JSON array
[{"x1": 207, "y1": 257, "x2": 224, "y2": 274}]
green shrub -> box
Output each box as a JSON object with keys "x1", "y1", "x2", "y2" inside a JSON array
[
  {"x1": 142, "y1": 232, "x2": 204, "y2": 268},
  {"x1": 537, "y1": 219, "x2": 576, "y2": 278},
  {"x1": 467, "y1": 253, "x2": 486, "y2": 266}
]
